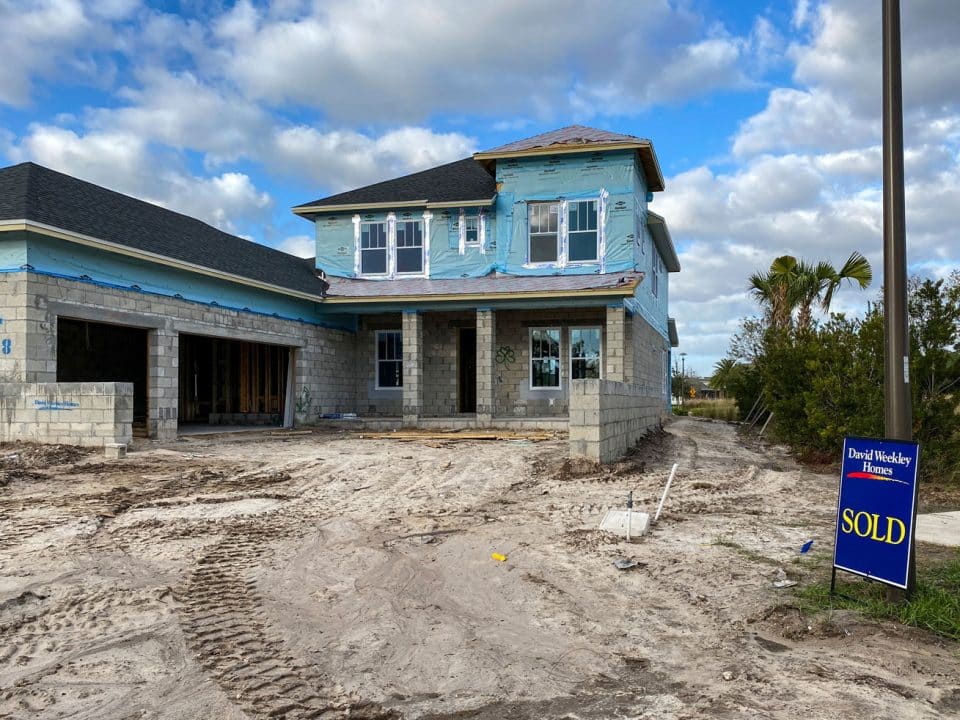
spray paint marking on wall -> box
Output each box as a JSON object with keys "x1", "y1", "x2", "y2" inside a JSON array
[
  {"x1": 34, "y1": 399, "x2": 80, "y2": 411},
  {"x1": 1, "y1": 339, "x2": 11, "y2": 355},
  {"x1": 496, "y1": 346, "x2": 516, "y2": 369}
]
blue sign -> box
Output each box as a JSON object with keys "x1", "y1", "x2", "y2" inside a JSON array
[{"x1": 834, "y1": 437, "x2": 920, "y2": 589}]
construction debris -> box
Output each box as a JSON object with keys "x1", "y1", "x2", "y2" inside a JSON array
[{"x1": 359, "y1": 430, "x2": 554, "y2": 442}]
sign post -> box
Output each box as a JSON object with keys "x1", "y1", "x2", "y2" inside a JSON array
[{"x1": 833, "y1": 436, "x2": 920, "y2": 592}]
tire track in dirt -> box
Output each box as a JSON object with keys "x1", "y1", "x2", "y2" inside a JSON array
[{"x1": 176, "y1": 517, "x2": 399, "y2": 720}]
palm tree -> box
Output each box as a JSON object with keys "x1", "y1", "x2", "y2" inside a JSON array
[
  {"x1": 749, "y1": 252, "x2": 872, "y2": 331},
  {"x1": 711, "y1": 358, "x2": 739, "y2": 396}
]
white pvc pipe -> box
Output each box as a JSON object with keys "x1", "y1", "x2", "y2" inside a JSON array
[{"x1": 654, "y1": 463, "x2": 679, "y2": 523}]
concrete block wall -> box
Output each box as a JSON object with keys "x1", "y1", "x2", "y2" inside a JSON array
[
  {"x1": 569, "y1": 378, "x2": 665, "y2": 463},
  {"x1": 21, "y1": 273, "x2": 361, "y2": 437},
  {"x1": 493, "y1": 308, "x2": 606, "y2": 417},
  {"x1": 627, "y1": 311, "x2": 670, "y2": 398},
  {"x1": 401, "y1": 311, "x2": 423, "y2": 425},
  {"x1": 0, "y1": 382, "x2": 133, "y2": 447},
  {"x1": 0, "y1": 274, "x2": 27, "y2": 382},
  {"x1": 356, "y1": 313, "x2": 403, "y2": 416},
  {"x1": 295, "y1": 325, "x2": 357, "y2": 421},
  {"x1": 476, "y1": 309, "x2": 495, "y2": 423}
]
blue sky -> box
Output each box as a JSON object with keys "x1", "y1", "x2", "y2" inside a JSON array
[{"x1": 2, "y1": 0, "x2": 958, "y2": 377}]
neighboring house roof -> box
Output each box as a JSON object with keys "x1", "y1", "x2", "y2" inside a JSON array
[
  {"x1": 473, "y1": 124, "x2": 665, "y2": 192},
  {"x1": 293, "y1": 157, "x2": 496, "y2": 215},
  {"x1": 322, "y1": 270, "x2": 643, "y2": 304},
  {"x1": 0, "y1": 162, "x2": 327, "y2": 300},
  {"x1": 647, "y1": 211, "x2": 681, "y2": 272}
]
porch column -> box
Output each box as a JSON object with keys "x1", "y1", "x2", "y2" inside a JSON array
[
  {"x1": 605, "y1": 304, "x2": 626, "y2": 383},
  {"x1": 148, "y1": 325, "x2": 178, "y2": 441},
  {"x1": 623, "y1": 312, "x2": 635, "y2": 385},
  {"x1": 401, "y1": 310, "x2": 423, "y2": 426},
  {"x1": 476, "y1": 308, "x2": 496, "y2": 427}
]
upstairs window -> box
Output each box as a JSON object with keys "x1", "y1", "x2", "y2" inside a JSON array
[
  {"x1": 568, "y1": 200, "x2": 598, "y2": 262},
  {"x1": 570, "y1": 327, "x2": 601, "y2": 379},
  {"x1": 464, "y1": 216, "x2": 480, "y2": 245},
  {"x1": 360, "y1": 223, "x2": 388, "y2": 275},
  {"x1": 529, "y1": 202, "x2": 559, "y2": 263},
  {"x1": 395, "y1": 220, "x2": 424, "y2": 274},
  {"x1": 530, "y1": 328, "x2": 561, "y2": 388},
  {"x1": 376, "y1": 330, "x2": 403, "y2": 388}
]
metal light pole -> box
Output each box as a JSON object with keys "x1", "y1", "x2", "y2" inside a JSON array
[
  {"x1": 882, "y1": 0, "x2": 915, "y2": 598},
  {"x1": 680, "y1": 353, "x2": 687, "y2": 408}
]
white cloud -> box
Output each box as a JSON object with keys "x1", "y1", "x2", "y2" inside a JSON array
[
  {"x1": 214, "y1": 0, "x2": 761, "y2": 122},
  {"x1": 278, "y1": 235, "x2": 315, "y2": 258},
  {"x1": 6, "y1": 124, "x2": 272, "y2": 235},
  {"x1": 87, "y1": 69, "x2": 272, "y2": 164},
  {"x1": 0, "y1": 0, "x2": 105, "y2": 107},
  {"x1": 270, "y1": 126, "x2": 477, "y2": 192},
  {"x1": 733, "y1": 88, "x2": 875, "y2": 156}
]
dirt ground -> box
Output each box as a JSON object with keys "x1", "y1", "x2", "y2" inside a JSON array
[{"x1": 1, "y1": 418, "x2": 957, "y2": 719}]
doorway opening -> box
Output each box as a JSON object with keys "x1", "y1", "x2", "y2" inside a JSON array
[
  {"x1": 458, "y1": 327, "x2": 477, "y2": 413},
  {"x1": 178, "y1": 334, "x2": 289, "y2": 426}
]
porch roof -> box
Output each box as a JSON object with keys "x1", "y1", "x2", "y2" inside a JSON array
[{"x1": 322, "y1": 270, "x2": 642, "y2": 304}]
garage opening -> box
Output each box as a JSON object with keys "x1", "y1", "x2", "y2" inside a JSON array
[
  {"x1": 178, "y1": 334, "x2": 290, "y2": 427},
  {"x1": 57, "y1": 318, "x2": 149, "y2": 433}
]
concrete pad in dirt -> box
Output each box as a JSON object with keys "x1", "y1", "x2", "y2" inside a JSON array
[{"x1": 915, "y1": 511, "x2": 960, "y2": 547}]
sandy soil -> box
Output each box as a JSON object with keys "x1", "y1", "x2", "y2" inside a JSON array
[{"x1": 1, "y1": 419, "x2": 957, "y2": 719}]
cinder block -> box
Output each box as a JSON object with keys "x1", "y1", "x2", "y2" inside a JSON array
[{"x1": 104, "y1": 443, "x2": 127, "y2": 459}]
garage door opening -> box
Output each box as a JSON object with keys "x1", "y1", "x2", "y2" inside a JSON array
[
  {"x1": 57, "y1": 318, "x2": 148, "y2": 432},
  {"x1": 179, "y1": 334, "x2": 290, "y2": 427}
]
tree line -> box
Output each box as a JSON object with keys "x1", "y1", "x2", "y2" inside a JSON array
[{"x1": 711, "y1": 253, "x2": 960, "y2": 485}]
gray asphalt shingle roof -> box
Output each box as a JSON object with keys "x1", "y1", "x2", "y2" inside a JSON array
[
  {"x1": 293, "y1": 157, "x2": 496, "y2": 211},
  {"x1": 0, "y1": 162, "x2": 326, "y2": 298}
]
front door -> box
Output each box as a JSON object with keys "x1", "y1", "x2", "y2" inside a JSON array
[{"x1": 458, "y1": 328, "x2": 477, "y2": 413}]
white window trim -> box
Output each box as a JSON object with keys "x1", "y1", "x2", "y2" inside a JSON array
[
  {"x1": 569, "y1": 326, "x2": 602, "y2": 381},
  {"x1": 356, "y1": 212, "x2": 430, "y2": 279},
  {"x1": 358, "y1": 220, "x2": 390, "y2": 278},
  {"x1": 529, "y1": 327, "x2": 562, "y2": 391},
  {"x1": 394, "y1": 216, "x2": 426, "y2": 277},
  {"x1": 461, "y1": 211, "x2": 481, "y2": 247},
  {"x1": 374, "y1": 329, "x2": 403, "y2": 391},
  {"x1": 525, "y1": 197, "x2": 602, "y2": 269}
]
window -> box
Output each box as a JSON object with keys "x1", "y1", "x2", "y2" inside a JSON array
[
  {"x1": 396, "y1": 220, "x2": 424, "y2": 274},
  {"x1": 464, "y1": 216, "x2": 480, "y2": 245},
  {"x1": 360, "y1": 223, "x2": 388, "y2": 275},
  {"x1": 568, "y1": 200, "x2": 598, "y2": 262},
  {"x1": 376, "y1": 330, "x2": 403, "y2": 388},
  {"x1": 530, "y1": 328, "x2": 561, "y2": 388},
  {"x1": 529, "y1": 202, "x2": 559, "y2": 263},
  {"x1": 570, "y1": 327, "x2": 601, "y2": 380}
]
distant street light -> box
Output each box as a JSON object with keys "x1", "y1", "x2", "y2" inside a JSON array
[{"x1": 680, "y1": 353, "x2": 687, "y2": 407}]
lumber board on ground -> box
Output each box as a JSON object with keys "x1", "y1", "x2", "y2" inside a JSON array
[{"x1": 358, "y1": 430, "x2": 554, "y2": 442}]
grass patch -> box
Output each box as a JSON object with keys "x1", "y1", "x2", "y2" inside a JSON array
[
  {"x1": 685, "y1": 398, "x2": 739, "y2": 421},
  {"x1": 794, "y1": 548, "x2": 960, "y2": 640}
]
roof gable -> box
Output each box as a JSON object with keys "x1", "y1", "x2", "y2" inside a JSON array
[
  {"x1": 474, "y1": 124, "x2": 664, "y2": 192},
  {"x1": 0, "y1": 162, "x2": 326, "y2": 299}
]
